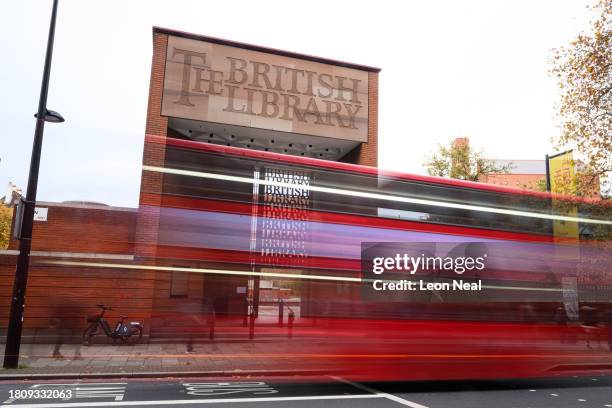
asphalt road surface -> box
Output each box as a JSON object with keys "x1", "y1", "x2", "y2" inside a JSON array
[{"x1": 0, "y1": 375, "x2": 611, "y2": 408}]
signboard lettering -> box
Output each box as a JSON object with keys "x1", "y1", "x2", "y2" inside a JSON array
[{"x1": 162, "y1": 35, "x2": 369, "y2": 142}]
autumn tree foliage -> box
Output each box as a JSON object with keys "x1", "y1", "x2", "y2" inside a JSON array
[
  {"x1": 551, "y1": 0, "x2": 611, "y2": 194},
  {"x1": 424, "y1": 138, "x2": 512, "y2": 182},
  {"x1": 0, "y1": 205, "x2": 13, "y2": 249}
]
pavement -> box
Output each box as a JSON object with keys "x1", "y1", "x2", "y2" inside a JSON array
[
  {"x1": 0, "y1": 341, "x2": 336, "y2": 379},
  {"x1": 0, "y1": 374, "x2": 611, "y2": 407},
  {"x1": 3, "y1": 311, "x2": 612, "y2": 381},
  {"x1": 1, "y1": 338, "x2": 611, "y2": 380},
  {"x1": 1, "y1": 337, "x2": 612, "y2": 407}
]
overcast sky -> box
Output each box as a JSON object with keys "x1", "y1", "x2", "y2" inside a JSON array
[{"x1": 0, "y1": 0, "x2": 596, "y2": 207}]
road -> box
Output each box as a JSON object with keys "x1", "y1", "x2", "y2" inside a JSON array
[{"x1": 0, "y1": 375, "x2": 611, "y2": 408}]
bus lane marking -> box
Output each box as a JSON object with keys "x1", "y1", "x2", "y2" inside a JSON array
[{"x1": 182, "y1": 381, "x2": 278, "y2": 397}]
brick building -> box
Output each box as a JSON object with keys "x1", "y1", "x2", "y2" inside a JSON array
[
  {"x1": 0, "y1": 27, "x2": 380, "y2": 342},
  {"x1": 479, "y1": 159, "x2": 546, "y2": 191}
]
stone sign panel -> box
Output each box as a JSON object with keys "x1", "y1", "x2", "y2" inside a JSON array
[{"x1": 162, "y1": 35, "x2": 369, "y2": 142}]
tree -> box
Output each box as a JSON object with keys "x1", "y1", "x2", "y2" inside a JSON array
[
  {"x1": 0, "y1": 205, "x2": 13, "y2": 249},
  {"x1": 424, "y1": 138, "x2": 513, "y2": 181},
  {"x1": 551, "y1": 0, "x2": 611, "y2": 190}
]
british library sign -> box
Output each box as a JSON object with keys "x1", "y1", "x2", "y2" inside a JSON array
[{"x1": 161, "y1": 35, "x2": 369, "y2": 142}]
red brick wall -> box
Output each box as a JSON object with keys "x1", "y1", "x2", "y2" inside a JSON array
[
  {"x1": 337, "y1": 72, "x2": 379, "y2": 167},
  {"x1": 133, "y1": 32, "x2": 177, "y2": 336},
  {"x1": 0, "y1": 262, "x2": 156, "y2": 342},
  {"x1": 355, "y1": 72, "x2": 378, "y2": 167},
  {"x1": 0, "y1": 254, "x2": 16, "y2": 333},
  {"x1": 0, "y1": 204, "x2": 157, "y2": 342},
  {"x1": 145, "y1": 32, "x2": 169, "y2": 137},
  {"x1": 135, "y1": 31, "x2": 169, "y2": 260},
  {"x1": 144, "y1": 29, "x2": 379, "y2": 168},
  {"x1": 8, "y1": 204, "x2": 135, "y2": 254},
  {"x1": 480, "y1": 174, "x2": 546, "y2": 190},
  {"x1": 137, "y1": 30, "x2": 381, "y2": 335}
]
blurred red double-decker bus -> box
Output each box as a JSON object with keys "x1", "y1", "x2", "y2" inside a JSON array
[{"x1": 140, "y1": 134, "x2": 611, "y2": 381}]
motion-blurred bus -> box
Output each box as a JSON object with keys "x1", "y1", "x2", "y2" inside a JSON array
[{"x1": 141, "y1": 134, "x2": 612, "y2": 381}]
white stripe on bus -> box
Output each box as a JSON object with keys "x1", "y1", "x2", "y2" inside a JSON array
[{"x1": 142, "y1": 165, "x2": 612, "y2": 226}]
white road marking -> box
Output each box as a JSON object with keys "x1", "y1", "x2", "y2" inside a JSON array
[
  {"x1": 331, "y1": 375, "x2": 430, "y2": 408},
  {"x1": 550, "y1": 393, "x2": 559, "y2": 397},
  {"x1": 578, "y1": 399, "x2": 587, "y2": 402},
  {"x1": 0, "y1": 394, "x2": 383, "y2": 407},
  {"x1": 183, "y1": 382, "x2": 278, "y2": 396},
  {"x1": 2, "y1": 383, "x2": 127, "y2": 404},
  {"x1": 73, "y1": 387, "x2": 126, "y2": 401}
]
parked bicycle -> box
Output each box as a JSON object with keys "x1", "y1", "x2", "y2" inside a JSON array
[{"x1": 83, "y1": 304, "x2": 143, "y2": 346}]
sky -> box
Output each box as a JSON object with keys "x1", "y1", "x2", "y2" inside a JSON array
[{"x1": 0, "y1": 0, "x2": 597, "y2": 207}]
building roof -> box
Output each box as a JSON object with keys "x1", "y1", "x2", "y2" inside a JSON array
[{"x1": 38, "y1": 201, "x2": 136, "y2": 212}]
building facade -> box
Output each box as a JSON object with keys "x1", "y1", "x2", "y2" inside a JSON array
[
  {"x1": 0, "y1": 27, "x2": 381, "y2": 342},
  {"x1": 479, "y1": 159, "x2": 546, "y2": 191}
]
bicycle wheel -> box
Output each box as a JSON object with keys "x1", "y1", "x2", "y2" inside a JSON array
[
  {"x1": 82, "y1": 324, "x2": 98, "y2": 346},
  {"x1": 121, "y1": 326, "x2": 143, "y2": 344}
]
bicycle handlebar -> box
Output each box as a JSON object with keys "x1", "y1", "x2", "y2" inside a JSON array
[{"x1": 96, "y1": 304, "x2": 113, "y2": 311}]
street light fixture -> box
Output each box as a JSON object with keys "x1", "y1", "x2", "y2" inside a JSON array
[
  {"x1": 3, "y1": 0, "x2": 63, "y2": 369},
  {"x1": 34, "y1": 109, "x2": 65, "y2": 123}
]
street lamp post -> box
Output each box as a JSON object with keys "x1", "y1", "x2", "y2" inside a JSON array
[{"x1": 3, "y1": 0, "x2": 64, "y2": 369}]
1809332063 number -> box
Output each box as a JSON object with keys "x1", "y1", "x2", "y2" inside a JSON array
[{"x1": 9, "y1": 389, "x2": 73, "y2": 399}]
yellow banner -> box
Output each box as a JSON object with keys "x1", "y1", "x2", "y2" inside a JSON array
[{"x1": 548, "y1": 151, "x2": 579, "y2": 241}]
